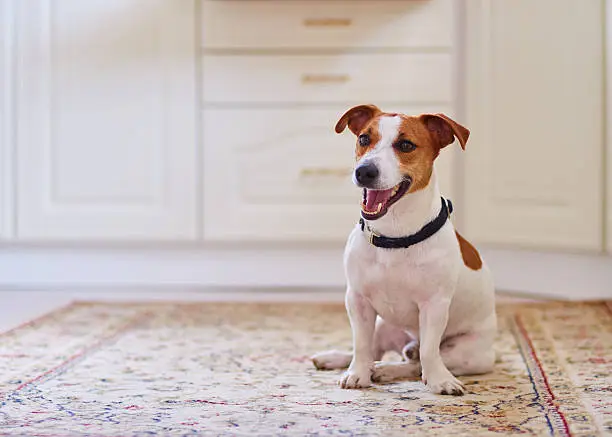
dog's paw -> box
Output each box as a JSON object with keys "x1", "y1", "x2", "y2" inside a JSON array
[
  {"x1": 371, "y1": 363, "x2": 399, "y2": 384},
  {"x1": 372, "y1": 362, "x2": 421, "y2": 384},
  {"x1": 311, "y1": 350, "x2": 352, "y2": 371},
  {"x1": 339, "y1": 368, "x2": 372, "y2": 389},
  {"x1": 424, "y1": 371, "x2": 466, "y2": 396}
]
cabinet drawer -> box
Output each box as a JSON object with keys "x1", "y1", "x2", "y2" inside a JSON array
[
  {"x1": 201, "y1": 0, "x2": 454, "y2": 49},
  {"x1": 203, "y1": 54, "x2": 452, "y2": 104},
  {"x1": 202, "y1": 105, "x2": 452, "y2": 241}
]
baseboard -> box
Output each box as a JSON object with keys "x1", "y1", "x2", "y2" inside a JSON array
[{"x1": 0, "y1": 245, "x2": 610, "y2": 301}]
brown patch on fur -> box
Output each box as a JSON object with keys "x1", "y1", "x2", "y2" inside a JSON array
[
  {"x1": 394, "y1": 113, "x2": 470, "y2": 192},
  {"x1": 395, "y1": 116, "x2": 439, "y2": 192},
  {"x1": 335, "y1": 104, "x2": 381, "y2": 136},
  {"x1": 455, "y1": 231, "x2": 482, "y2": 270},
  {"x1": 420, "y1": 113, "x2": 470, "y2": 150}
]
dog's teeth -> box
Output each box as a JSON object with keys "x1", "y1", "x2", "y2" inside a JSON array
[{"x1": 376, "y1": 203, "x2": 382, "y2": 213}]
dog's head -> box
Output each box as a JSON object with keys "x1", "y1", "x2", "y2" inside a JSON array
[{"x1": 335, "y1": 104, "x2": 469, "y2": 220}]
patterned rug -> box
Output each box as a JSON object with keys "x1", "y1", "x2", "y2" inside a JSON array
[{"x1": 0, "y1": 300, "x2": 610, "y2": 437}]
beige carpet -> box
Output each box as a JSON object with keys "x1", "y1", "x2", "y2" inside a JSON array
[{"x1": 0, "y1": 300, "x2": 610, "y2": 436}]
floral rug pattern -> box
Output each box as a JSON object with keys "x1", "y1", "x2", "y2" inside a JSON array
[{"x1": 0, "y1": 300, "x2": 610, "y2": 436}]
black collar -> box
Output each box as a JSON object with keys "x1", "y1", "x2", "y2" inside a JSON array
[{"x1": 359, "y1": 197, "x2": 453, "y2": 249}]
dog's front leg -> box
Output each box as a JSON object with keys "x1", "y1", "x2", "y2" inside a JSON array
[
  {"x1": 419, "y1": 297, "x2": 466, "y2": 395},
  {"x1": 339, "y1": 289, "x2": 376, "y2": 389}
]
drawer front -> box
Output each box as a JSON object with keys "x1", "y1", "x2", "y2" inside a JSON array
[
  {"x1": 203, "y1": 54, "x2": 452, "y2": 104},
  {"x1": 202, "y1": 106, "x2": 452, "y2": 241},
  {"x1": 202, "y1": 0, "x2": 454, "y2": 49}
]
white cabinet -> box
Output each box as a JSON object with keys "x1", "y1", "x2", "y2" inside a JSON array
[
  {"x1": 1, "y1": 0, "x2": 608, "y2": 252},
  {"x1": 463, "y1": 0, "x2": 605, "y2": 252},
  {"x1": 14, "y1": 0, "x2": 198, "y2": 241}
]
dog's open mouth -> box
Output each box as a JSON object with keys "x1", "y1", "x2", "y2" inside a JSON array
[{"x1": 361, "y1": 179, "x2": 411, "y2": 220}]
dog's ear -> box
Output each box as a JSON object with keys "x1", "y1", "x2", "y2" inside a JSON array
[
  {"x1": 335, "y1": 104, "x2": 381, "y2": 135},
  {"x1": 419, "y1": 113, "x2": 469, "y2": 150}
]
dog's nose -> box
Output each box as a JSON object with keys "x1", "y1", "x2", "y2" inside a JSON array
[{"x1": 355, "y1": 163, "x2": 379, "y2": 186}]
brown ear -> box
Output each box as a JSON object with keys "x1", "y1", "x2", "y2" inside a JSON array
[
  {"x1": 420, "y1": 113, "x2": 470, "y2": 150},
  {"x1": 335, "y1": 104, "x2": 381, "y2": 135}
]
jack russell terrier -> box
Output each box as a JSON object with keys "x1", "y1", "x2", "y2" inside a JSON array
[{"x1": 311, "y1": 105, "x2": 497, "y2": 396}]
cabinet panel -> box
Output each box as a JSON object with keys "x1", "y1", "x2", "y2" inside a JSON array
[
  {"x1": 202, "y1": 0, "x2": 454, "y2": 50},
  {"x1": 15, "y1": 0, "x2": 198, "y2": 241},
  {"x1": 464, "y1": 0, "x2": 604, "y2": 251},
  {"x1": 203, "y1": 54, "x2": 452, "y2": 104},
  {"x1": 203, "y1": 106, "x2": 453, "y2": 241}
]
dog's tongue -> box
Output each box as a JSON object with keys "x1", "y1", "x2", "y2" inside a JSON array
[{"x1": 364, "y1": 188, "x2": 394, "y2": 212}]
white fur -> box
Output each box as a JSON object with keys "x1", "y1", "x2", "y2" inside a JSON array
[{"x1": 313, "y1": 116, "x2": 497, "y2": 396}]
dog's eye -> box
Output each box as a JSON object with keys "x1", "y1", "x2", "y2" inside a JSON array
[
  {"x1": 395, "y1": 139, "x2": 417, "y2": 153},
  {"x1": 358, "y1": 134, "x2": 370, "y2": 147}
]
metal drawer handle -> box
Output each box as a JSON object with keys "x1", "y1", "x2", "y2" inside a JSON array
[
  {"x1": 300, "y1": 167, "x2": 352, "y2": 178},
  {"x1": 303, "y1": 18, "x2": 352, "y2": 27},
  {"x1": 301, "y1": 74, "x2": 350, "y2": 84}
]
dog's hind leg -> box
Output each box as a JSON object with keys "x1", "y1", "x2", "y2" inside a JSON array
[
  {"x1": 440, "y1": 329, "x2": 496, "y2": 377},
  {"x1": 311, "y1": 350, "x2": 353, "y2": 370},
  {"x1": 311, "y1": 317, "x2": 411, "y2": 370},
  {"x1": 371, "y1": 330, "x2": 496, "y2": 386},
  {"x1": 371, "y1": 360, "x2": 421, "y2": 383},
  {"x1": 369, "y1": 337, "x2": 422, "y2": 383}
]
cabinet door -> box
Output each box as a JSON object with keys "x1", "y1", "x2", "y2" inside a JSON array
[
  {"x1": 463, "y1": 0, "x2": 604, "y2": 251},
  {"x1": 202, "y1": 106, "x2": 453, "y2": 242},
  {"x1": 15, "y1": 0, "x2": 197, "y2": 241}
]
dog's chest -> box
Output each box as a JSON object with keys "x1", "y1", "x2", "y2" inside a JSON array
[{"x1": 345, "y1": 230, "x2": 457, "y2": 329}]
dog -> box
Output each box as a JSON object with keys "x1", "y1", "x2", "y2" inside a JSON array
[{"x1": 311, "y1": 104, "x2": 497, "y2": 396}]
